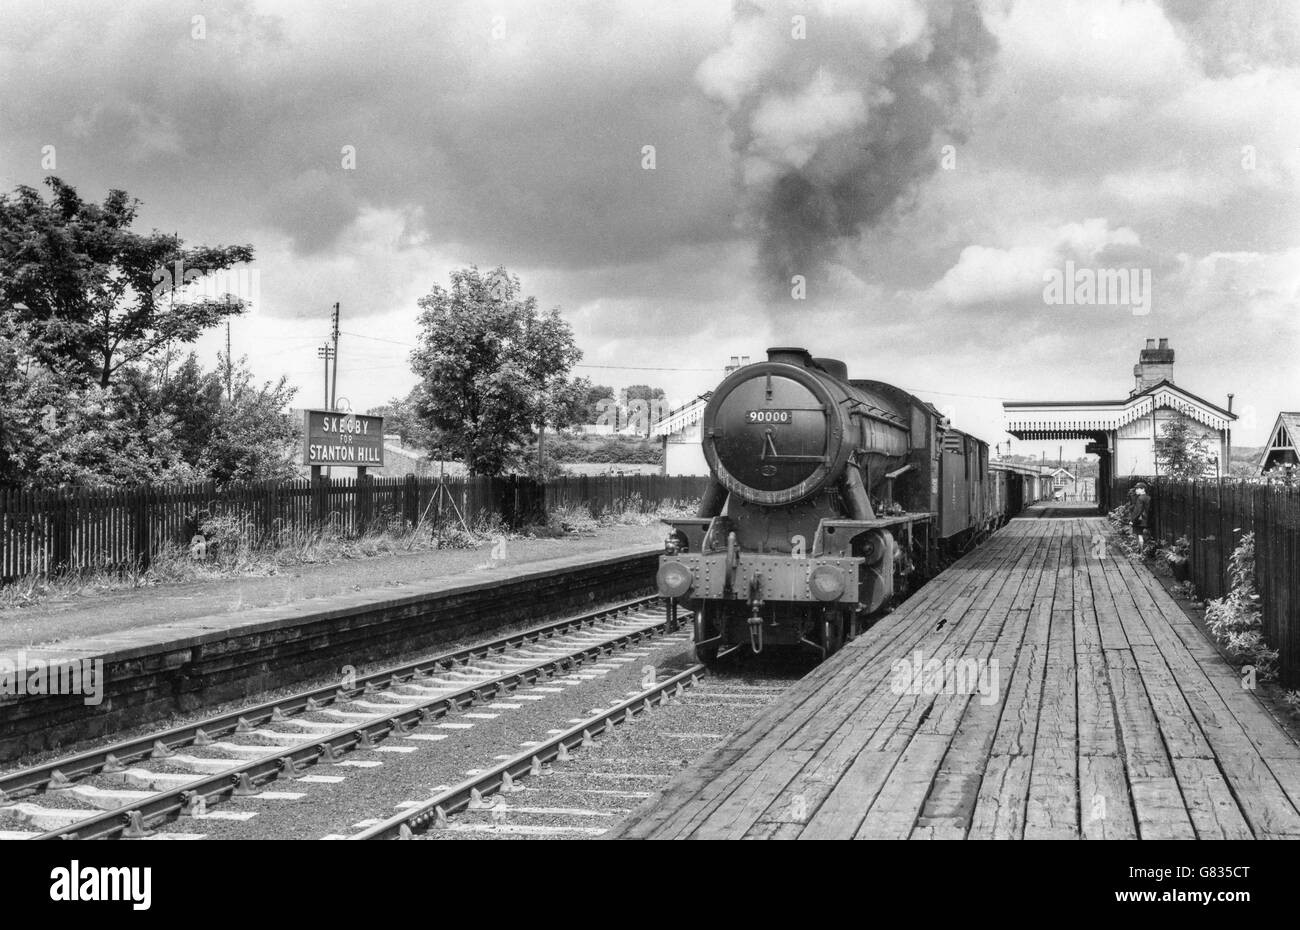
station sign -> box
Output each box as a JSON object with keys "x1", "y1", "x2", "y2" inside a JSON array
[{"x1": 303, "y1": 410, "x2": 385, "y2": 467}]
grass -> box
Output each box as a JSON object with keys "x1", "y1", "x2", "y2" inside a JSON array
[
  {"x1": 0, "y1": 496, "x2": 701, "y2": 610},
  {"x1": 545, "y1": 495, "x2": 698, "y2": 536},
  {"x1": 0, "y1": 514, "x2": 498, "y2": 610}
]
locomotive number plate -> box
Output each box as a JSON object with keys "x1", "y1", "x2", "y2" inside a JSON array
[{"x1": 746, "y1": 409, "x2": 792, "y2": 424}]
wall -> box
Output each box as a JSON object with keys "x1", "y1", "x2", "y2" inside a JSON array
[
  {"x1": 662, "y1": 419, "x2": 709, "y2": 476},
  {"x1": 1115, "y1": 409, "x2": 1227, "y2": 478}
]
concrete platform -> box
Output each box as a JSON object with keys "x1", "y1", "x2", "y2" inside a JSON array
[
  {"x1": 0, "y1": 545, "x2": 658, "y2": 761},
  {"x1": 611, "y1": 517, "x2": 1300, "y2": 839}
]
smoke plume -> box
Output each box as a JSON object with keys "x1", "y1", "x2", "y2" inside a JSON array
[{"x1": 697, "y1": 0, "x2": 997, "y2": 296}]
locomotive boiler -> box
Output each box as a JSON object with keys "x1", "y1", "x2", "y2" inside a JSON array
[{"x1": 657, "y1": 347, "x2": 1003, "y2": 664}]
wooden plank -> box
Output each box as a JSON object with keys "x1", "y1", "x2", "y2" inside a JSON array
[
  {"x1": 1077, "y1": 650, "x2": 1120, "y2": 757},
  {"x1": 854, "y1": 735, "x2": 951, "y2": 839},
  {"x1": 909, "y1": 529, "x2": 1056, "y2": 837},
  {"x1": 1086, "y1": 521, "x2": 1131, "y2": 651},
  {"x1": 1024, "y1": 747, "x2": 1079, "y2": 838},
  {"x1": 1129, "y1": 775, "x2": 1197, "y2": 839},
  {"x1": 799, "y1": 748, "x2": 898, "y2": 839},
  {"x1": 1171, "y1": 758, "x2": 1253, "y2": 839},
  {"x1": 967, "y1": 753, "x2": 1032, "y2": 839},
  {"x1": 1079, "y1": 754, "x2": 1137, "y2": 839},
  {"x1": 644, "y1": 522, "x2": 1026, "y2": 838},
  {"x1": 1129, "y1": 645, "x2": 1214, "y2": 759},
  {"x1": 1105, "y1": 648, "x2": 1174, "y2": 777}
]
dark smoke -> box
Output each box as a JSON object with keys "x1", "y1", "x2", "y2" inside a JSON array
[{"x1": 698, "y1": 1, "x2": 998, "y2": 297}]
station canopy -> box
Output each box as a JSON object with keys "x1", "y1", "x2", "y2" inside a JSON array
[{"x1": 1004, "y1": 381, "x2": 1234, "y2": 445}]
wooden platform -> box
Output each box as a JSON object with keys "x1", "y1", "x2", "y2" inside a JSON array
[{"x1": 612, "y1": 517, "x2": 1300, "y2": 839}]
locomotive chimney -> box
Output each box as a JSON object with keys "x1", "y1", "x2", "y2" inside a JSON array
[{"x1": 767, "y1": 346, "x2": 813, "y2": 367}]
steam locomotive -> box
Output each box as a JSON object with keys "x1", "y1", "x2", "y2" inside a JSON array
[{"x1": 656, "y1": 347, "x2": 1033, "y2": 664}]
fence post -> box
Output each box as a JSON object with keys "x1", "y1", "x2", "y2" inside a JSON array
[
  {"x1": 403, "y1": 474, "x2": 418, "y2": 528},
  {"x1": 51, "y1": 489, "x2": 71, "y2": 575},
  {"x1": 133, "y1": 486, "x2": 150, "y2": 571}
]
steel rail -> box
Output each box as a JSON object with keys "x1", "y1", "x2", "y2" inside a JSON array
[
  {"x1": 351, "y1": 663, "x2": 708, "y2": 840},
  {"x1": 1, "y1": 594, "x2": 661, "y2": 802},
  {"x1": 26, "y1": 603, "x2": 685, "y2": 840}
]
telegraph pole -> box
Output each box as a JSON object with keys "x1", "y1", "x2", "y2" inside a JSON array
[
  {"x1": 330, "y1": 302, "x2": 340, "y2": 411},
  {"x1": 317, "y1": 343, "x2": 335, "y2": 408}
]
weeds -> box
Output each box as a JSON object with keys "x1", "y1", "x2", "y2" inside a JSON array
[
  {"x1": 1203, "y1": 533, "x2": 1279, "y2": 683},
  {"x1": 0, "y1": 513, "x2": 499, "y2": 610},
  {"x1": 1, "y1": 496, "x2": 698, "y2": 610},
  {"x1": 547, "y1": 497, "x2": 698, "y2": 535}
]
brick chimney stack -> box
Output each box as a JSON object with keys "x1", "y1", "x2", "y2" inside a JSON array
[{"x1": 1132, "y1": 338, "x2": 1175, "y2": 394}]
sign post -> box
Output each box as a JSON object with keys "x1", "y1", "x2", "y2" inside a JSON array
[
  {"x1": 303, "y1": 411, "x2": 384, "y2": 523},
  {"x1": 303, "y1": 410, "x2": 385, "y2": 474}
]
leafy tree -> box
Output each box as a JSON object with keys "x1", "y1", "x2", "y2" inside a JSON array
[
  {"x1": 0, "y1": 178, "x2": 253, "y2": 387},
  {"x1": 410, "y1": 266, "x2": 582, "y2": 476},
  {"x1": 198, "y1": 356, "x2": 300, "y2": 483},
  {"x1": 1155, "y1": 417, "x2": 1213, "y2": 480},
  {"x1": 0, "y1": 330, "x2": 193, "y2": 487},
  {"x1": 623, "y1": 384, "x2": 666, "y2": 404},
  {"x1": 579, "y1": 382, "x2": 615, "y2": 423},
  {"x1": 143, "y1": 352, "x2": 225, "y2": 468},
  {"x1": 367, "y1": 384, "x2": 440, "y2": 451}
]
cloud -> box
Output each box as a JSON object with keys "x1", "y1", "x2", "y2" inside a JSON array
[
  {"x1": 932, "y1": 218, "x2": 1158, "y2": 307},
  {"x1": 0, "y1": 0, "x2": 1296, "y2": 445},
  {"x1": 696, "y1": 0, "x2": 997, "y2": 296}
]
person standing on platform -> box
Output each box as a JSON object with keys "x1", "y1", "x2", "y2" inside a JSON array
[{"x1": 1130, "y1": 482, "x2": 1151, "y2": 550}]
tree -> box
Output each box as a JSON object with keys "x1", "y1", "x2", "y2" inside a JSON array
[
  {"x1": 0, "y1": 178, "x2": 254, "y2": 387},
  {"x1": 144, "y1": 352, "x2": 225, "y2": 469},
  {"x1": 620, "y1": 383, "x2": 668, "y2": 436},
  {"x1": 1155, "y1": 417, "x2": 1213, "y2": 480},
  {"x1": 623, "y1": 384, "x2": 666, "y2": 404},
  {"x1": 198, "y1": 356, "x2": 300, "y2": 483},
  {"x1": 578, "y1": 382, "x2": 615, "y2": 424},
  {"x1": 410, "y1": 266, "x2": 582, "y2": 476},
  {"x1": 367, "y1": 384, "x2": 440, "y2": 451},
  {"x1": 0, "y1": 329, "x2": 193, "y2": 487}
]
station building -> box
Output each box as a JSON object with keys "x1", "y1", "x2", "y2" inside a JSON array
[
  {"x1": 651, "y1": 355, "x2": 751, "y2": 476},
  {"x1": 1003, "y1": 339, "x2": 1236, "y2": 511},
  {"x1": 1258, "y1": 412, "x2": 1300, "y2": 475}
]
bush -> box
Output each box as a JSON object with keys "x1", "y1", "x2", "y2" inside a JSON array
[
  {"x1": 540, "y1": 436, "x2": 662, "y2": 465},
  {"x1": 1204, "y1": 533, "x2": 1278, "y2": 681}
]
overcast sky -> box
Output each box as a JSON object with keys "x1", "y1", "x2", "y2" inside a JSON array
[{"x1": 2, "y1": 0, "x2": 1296, "y2": 451}]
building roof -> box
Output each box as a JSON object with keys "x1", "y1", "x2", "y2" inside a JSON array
[
  {"x1": 651, "y1": 392, "x2": 712, "y2": 438},
  {"x1": 1004, "y1": 379, "x2": 1236, "y2": 439},
  {"x1": 1257, "y1": 411, "x2": 1300, "y2": 472}
]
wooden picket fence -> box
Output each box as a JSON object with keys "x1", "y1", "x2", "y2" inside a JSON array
[
  {"x1": 1112, "y1": 477, "x2": 1300, "y2": 687},
  {"x1": 0, "y1": 473, "x2": 711, "y2": 583}
]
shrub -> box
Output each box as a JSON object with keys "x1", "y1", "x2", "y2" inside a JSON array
[{"x1": 1204, "y1": 533, "x2": 1278, "y2": 681}]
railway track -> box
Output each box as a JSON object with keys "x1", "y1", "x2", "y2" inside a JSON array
[
  {"x1": 0, "y1": 595, "x2": 685, "y2": 840},
  {"x1": 353, "y1": 664, "x2": 709, "y2": 839},
  {"x1": 356, "y1": 656, "x2": 797, "y2": 840}
]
